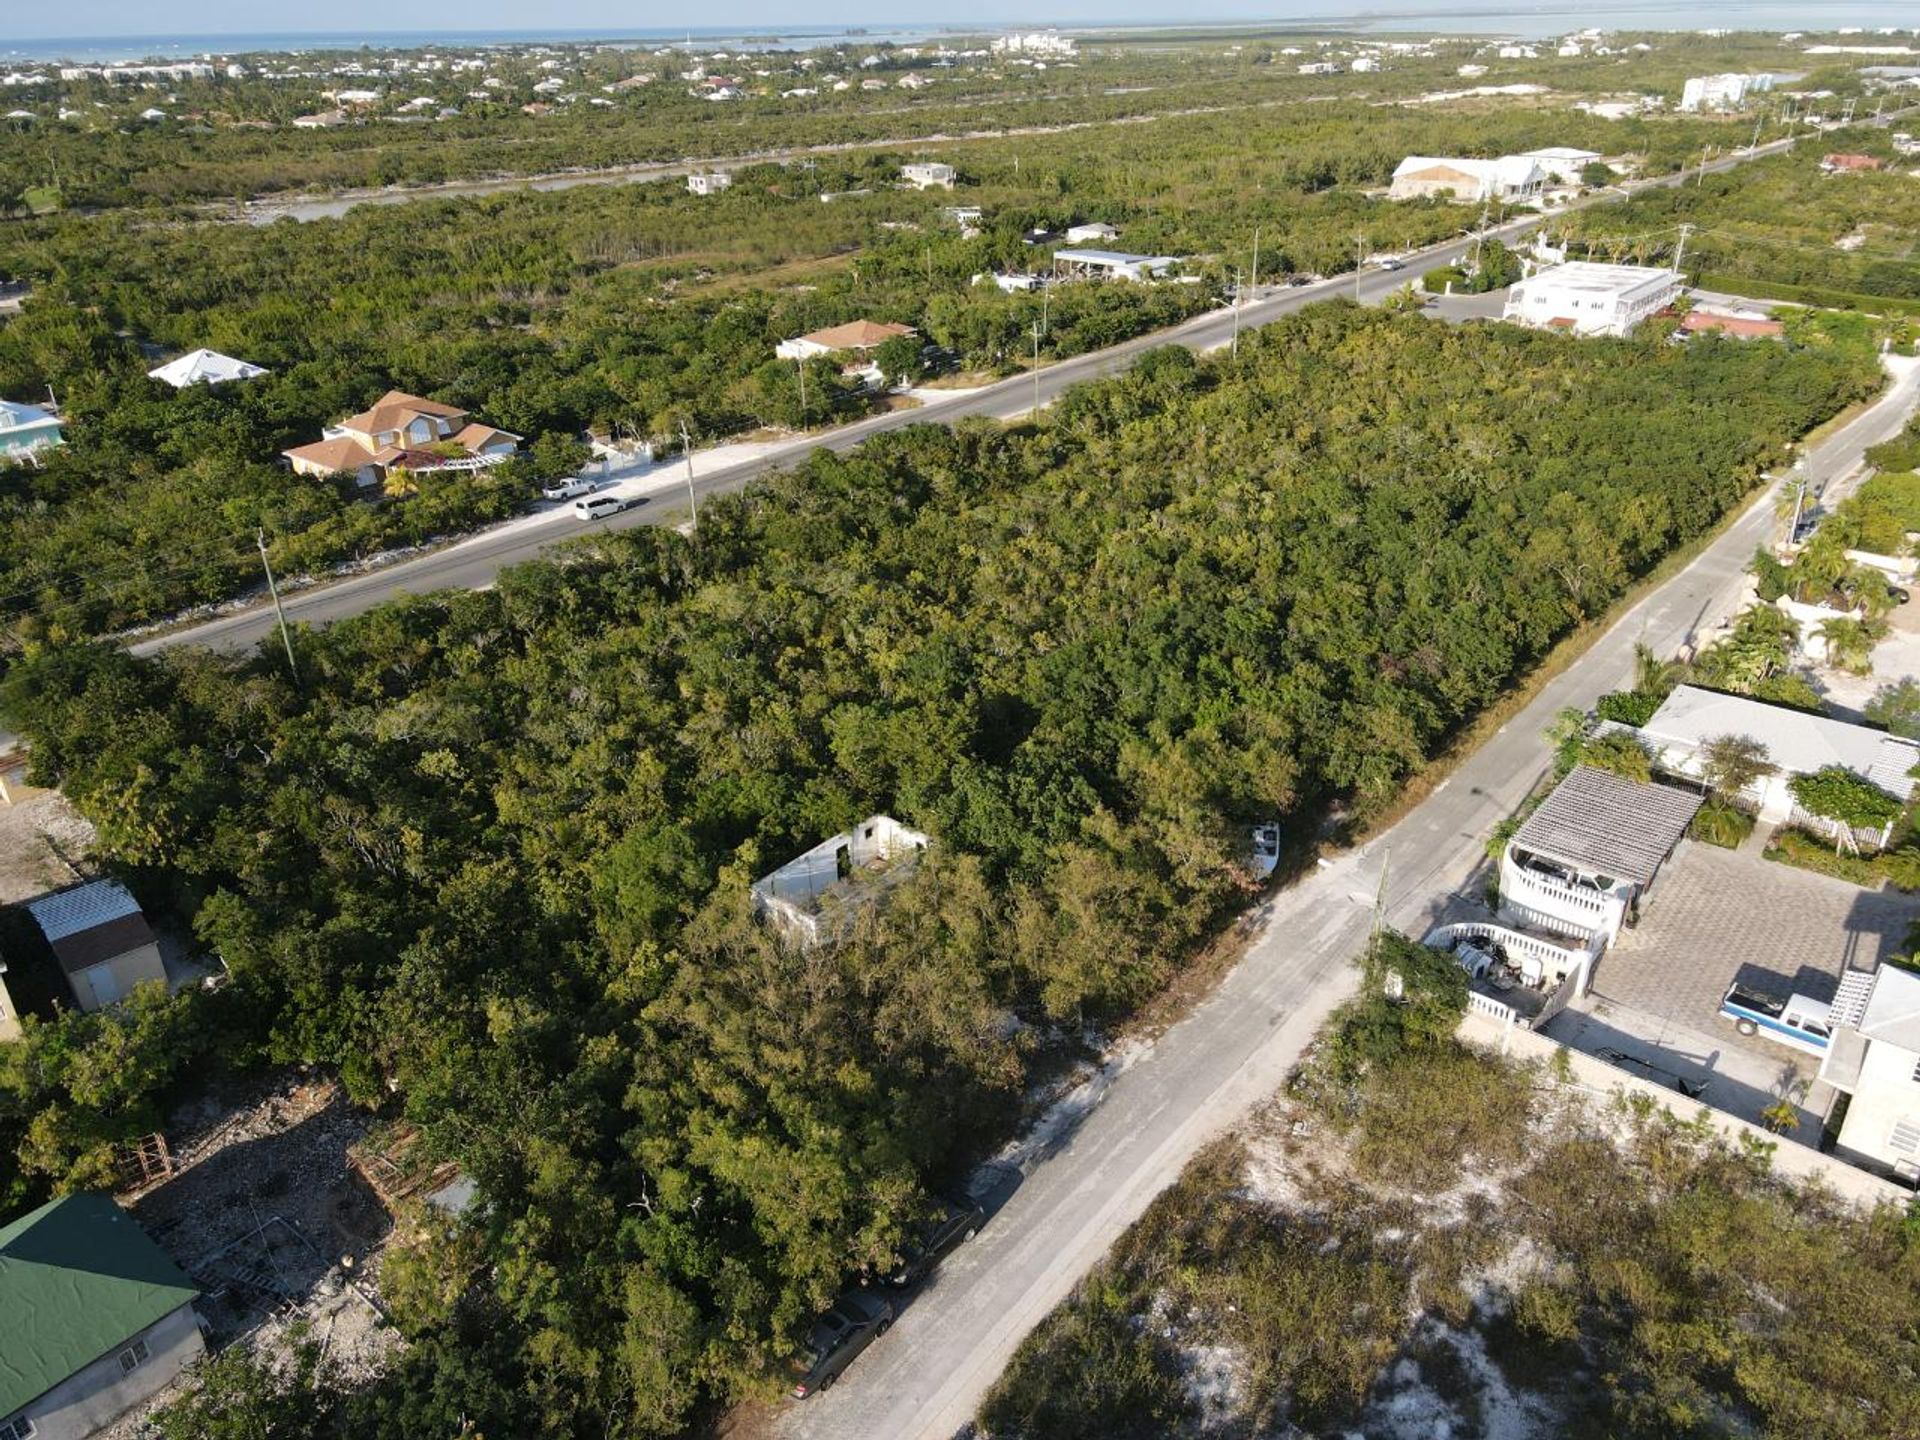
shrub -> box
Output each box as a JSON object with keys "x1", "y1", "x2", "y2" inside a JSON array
[
  {"x1": 1689, "y1": 800, "x2": 1754, "y2": 848},
  {"x1": 1596, "y1": 689, "x2": 1661, "y2": 727},
  {"x1": 1788, "y1": 765, "x2": 1903, "y2": 830},
  {"x1": 1422, "y1": 265, "x2": 1464, "y2": 294}
]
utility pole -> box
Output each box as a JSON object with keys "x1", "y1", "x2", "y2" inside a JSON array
[
  {"x1": 1030, "y1": 321, "x2": 1042, "y2": 420},
  {"x1": 1250, "y1": 224, "x2": 1261, "y2": 294},
  {"x1": 1673, "y1": 222, "x2": 1693, "y2": 276},
  {"x1": 1696, "y1": 144, "x2": 1712, "y2": 185},
  {"x1": 1469, "y1": 195, "x2": 1490, "y2": 274},
  {"x1": 257, "y1": 529, "x2": 299, "y2": 686},
  {"x1": 1747, "y1": 114, "x2": 1764, "y2": 154},
  {"x1": 1354, "y1": 230, "x2": 1366, "y2": 301},
  {"x1": 794, "y1": 355, "x2": 807, "y2": 427},
  {"x1": 678, "y1": 418, "x2": 698, "y2": 522},
  {"x1": 1041, "y1": 280, "x2": 1050, "y2": 339},
  {"x1": 1230, "y1": 270, "x2": 1242, "y2": 357}
]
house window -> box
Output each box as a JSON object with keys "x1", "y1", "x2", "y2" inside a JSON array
[
  {"x1": 1890, "y1": 1119, "x2": 1920, "y2": 1155},
  {"x1": 117, "y1": 1339, "x2": 151, "y2": 1374},
  {"x1": 0, "y1": 1414, "x2": 36, "y2": 1440}
]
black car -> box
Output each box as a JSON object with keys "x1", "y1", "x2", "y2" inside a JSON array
[
  {"x1": 885, "y1": 1198, "x2": 986, "y2": 1289},
  {"x1": 791, "y1": 1290, "x2": 894, "y2": 1399}
]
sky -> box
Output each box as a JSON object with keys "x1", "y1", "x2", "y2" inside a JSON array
[{"x1": 4, "y1": 0, "x2": 1714, "y2": 41}]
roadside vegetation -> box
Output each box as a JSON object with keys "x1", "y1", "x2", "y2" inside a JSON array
[
  {"x1": 0, "y1": 305, "x2": 1872, "y2": 1433},
  {"x1": 979, "y1": 933, "x2": 1920, "y2": 1440}
]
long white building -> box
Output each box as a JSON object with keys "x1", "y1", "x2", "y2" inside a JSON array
[
  {"x1": 1501, "y1": 261, "x2": 1681, "y2": 337},
  {"x1": 1678, "y1": 72, "x2": 1774, "y2": 112}
]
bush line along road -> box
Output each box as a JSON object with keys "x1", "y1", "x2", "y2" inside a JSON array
[
  {"x1": 135, "y1": 127, "x2": 1854, "y2": 661},
  {"x1": 778, "y1": 344, "x2": 1920, "y2": 1440}
]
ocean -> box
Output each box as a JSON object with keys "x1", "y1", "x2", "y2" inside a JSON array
[{"x1": 4, "y1": 5, "x2": 1917, "y2": 64}]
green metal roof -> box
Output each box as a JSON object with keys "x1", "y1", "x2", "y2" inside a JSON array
[{"x1": 0, "y1": 1192, "x2": 198, "y2": 1415}]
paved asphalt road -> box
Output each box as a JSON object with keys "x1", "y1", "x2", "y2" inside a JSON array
[
  {"x1": 135, "y1": 135, "x2": 1821, "y2": 661},
  {"x1": 775, "y1": 351, "x2": 1920, "y2": 1440}
]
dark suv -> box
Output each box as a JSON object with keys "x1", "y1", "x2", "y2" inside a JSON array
[
  {"x1": 885, "y1": 1198, "x2": 986, "y2": 1289},
  {"x1": 790, "y1": 1290, "x2": 894, "y2": 1399}
]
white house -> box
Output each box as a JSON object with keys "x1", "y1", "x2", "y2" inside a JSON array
[
  {"x1": 1679, "y1": 72, "x2": 1774, "y2": 112},
  {"x1": 1052, "y1": 248, "x2": 1176, "y2": 282},
  {"x1": 687, "y1": 171, "x2": 732, "y2": 195},
  {"x1": 146, "y1": 348, "x2": 268, "y2": 389},
  {"x1": 751, "y1": 814, "x2": 930, "y2": 948},
  {"x1": 1388, "y1": 155, "x2": 1545, "y2": 202},
  {"x1": 991, "y1": 32, "x2": 1076, "y2": 57},
  {"x1": 0, "y1": 398, "x2": 63, "y2": 462},
  {"x1": 900, "y1": 162, "x2": 956, "y2": 190},
  {"x1": 1621, "y1": 684, "x2": 1920, "y2": 826},
  {"x1": 1820, "y1": 965, "x2": 1920, "y2": 1181},
  {"x1": 1501, "y1": 261, "x2": 1681, "y2": 337},
  {"x1": 1498, "y1": 765, "x2": 1701, "y2": 948},
  {"x1": 1064, "y1": 221, "x2": 1119, "y2": 244},
  {"x1": 25, "y1": 879, "x2": 167, "y2": 1014},
  {"x1": 775, "y1": 319, "x2": 915, "y2": 362},
  {"x1": 1515, "y1": 146, "x2": 1604, "y2": 186}
]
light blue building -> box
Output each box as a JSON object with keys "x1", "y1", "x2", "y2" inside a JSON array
[{"x1": 0, "y1": 398, "x2": 63, "y2": 462}]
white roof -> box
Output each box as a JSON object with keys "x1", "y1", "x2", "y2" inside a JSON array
[
  {"x1": 1054, "y1": 248, "x2": 1173, "y2": 267},
  {"x1": 25, "y1": 878, "x2": 142, "y2": 942},
  {"x1": 1392, "y1": 154, "x2": 1543, "y2": 187},
  {"x1": 1517, "y1": 146, "x2": 1602, "y2": 161},
  {"x1": 1639, "y1": 685, "x2": 1920, "y2": 797},
  {"x1": 0, "y1": 399, "x2": 58, "y2": 432},
  {"x1": 147, "y1": 348, "x2": 268, "y2": 388},
  {"x1": 1832, "y1": 965, "x2": 1920, "y2": 1051},
  {"x1": 1516, "y1": 261, "x2": 1679, "y2": 296}
]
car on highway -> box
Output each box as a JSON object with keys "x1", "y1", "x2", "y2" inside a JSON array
[
  {"x1": 572, "y1": 493, "x2": 636, "y2": 521},
  {"x1": 791, "y1": 1290, "x2": 894, "y2": 1398},
  {"x1": 1377, "y1": 256, "x2": 1404, "y2": 271},
  {"x1": 542, "y1": 475, "x2": 597, "y2": 501},
  {"x1": 885, "y1": 1198, "x2": 986, "y2": 1289}
]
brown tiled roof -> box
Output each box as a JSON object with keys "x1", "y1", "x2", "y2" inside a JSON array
[
  {"x1": 451, "y1": 422, "x2": 518, "y2": 450},
  {"x1": 284, "y1": 436, "x2": 373, "y2": 472},
  {"x1": 798, "y1": 320, "x2": 915, "y2": 350},
  {"x1": 48, "y1": 912, "x2": 156, "y2": 976},
  {"x1": 1682, "y1": 310, "x2": 1784, "y2": 339},
  {"x1": 341, "y1": 391, "x2": 467, "y2": 436}
]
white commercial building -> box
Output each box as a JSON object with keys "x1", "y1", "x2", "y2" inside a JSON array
[
  {"x1": 1501, "y1": 261, "x2": 1681, "y2": 337},
  {"x1": 686, "y1": 171, "x2": 732, "y2": 195},
  {"x1": 1388, "y1": 154, "x2": 1545, "y2": 202},
  {"x1": 1051, "y1": 248, "x2": 1176, "y2": 282},
  {"x1": 1515, "y1": 146, "x2": 1604, "y2": 186},
  {"x1": 991, "y1": 32, "x2": 1077, "y2": 57},
  {"x1": 1678, "y1": 72, "x2": 1774, "y2": 112}
]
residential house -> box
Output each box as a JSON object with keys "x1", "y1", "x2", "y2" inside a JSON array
[
  {"x1": 1515, "y1": 146, "x2": 1603, "y2": 186},
  {"x1": 145, "y1": 349, "x2": 267, "y2": 389},
  {"x1": 900, "y1": 162, "x2": 956, "y2": 189},
  {"x1": 1498, "y1": 765, "x2": 1701, "y2": 948},
  {"x1": 1051, "y1": 248, "x2": 1177, "y2": 282},
  {"x1": 687, "y1": 171, "x2": 733, "y2": 195},
  {"x1": 1820, "y1": 965, "x2": 1920, "y2": 1181},
  {"x1": 283, "y1": 389, "x2": 520, "y2": 491},
  {"x1": 1619, "y1": 683, "x2": 1920, "y2": 829},
  {"x1": 1501, "y1": 261, "x2": 1682, "y2": 337},
  {"x1": 26, "y1": 879, "x2": 167, "y2": 1013},
  {"x1": 751, "y1": 814, "x2": 930, "y2": 948},
  {"x1": 1821, "y1": 152, "x2": 1884, "y2": 172},
  {"x1": 0, "y1": 399, "x2": 63, "y2": 462},
  {"x1": 0, "y1": 1193, "x2": 205, "y2": 1440},
  {"x1": 1064, "y1": 221, "x2": 1119, "y2": 244},
  {"x1": 1388, "y1": 155, "x2": 1545, "y2": 202},
  {"x1": 775, "y1": 319, "x2": 915, "y2": 362}
]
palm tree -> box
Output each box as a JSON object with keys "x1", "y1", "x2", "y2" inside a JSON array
[
  {"x1": 1631, "y1": 641, "x2": 1681, "y2": 699},
  {"x1": 1816, "y1": 615, "x2": 1877, "y2": 676}
]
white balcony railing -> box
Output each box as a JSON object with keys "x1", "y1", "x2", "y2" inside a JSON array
[{"x1": 1498, "y1": 855, "x2": 1628, "y2": 946}]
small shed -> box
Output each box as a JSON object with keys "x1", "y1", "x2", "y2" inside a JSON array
[{"x1": 25, "y1": 879, "x2": 166, "y2": 1012}]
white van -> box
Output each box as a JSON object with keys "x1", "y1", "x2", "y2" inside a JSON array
[{"x1": 573, "y1": 494, "x2": 634, "y2": 521}]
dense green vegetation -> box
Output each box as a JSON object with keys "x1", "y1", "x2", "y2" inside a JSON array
[
  {"x1": 981, "y1": 933, "x2": 1920, "y2": 1439},
  {"x1": 1557, "y1": 132, "x2": 1920, "y2": 304},
  {"x1": 0, "y1": 307, "x2": 1871, "y2": 1433}
]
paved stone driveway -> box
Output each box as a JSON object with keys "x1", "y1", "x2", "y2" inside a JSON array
[{"x1": 1594, "y1": 837, "x2": 1920, "y2": 1034}]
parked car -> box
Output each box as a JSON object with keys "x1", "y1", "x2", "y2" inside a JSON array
[
  {"x1": 791, "y1": 1290, "x2": 894, "y2": 1398},
  {"x1": 1249, "y1": 823, "x2": 1281, "y2": 879},
  {"x1": 572, "y1": 494, "x2": 636, "y2": 521},
  {"x1": 543, "y1": 475, "x2": 596, "y2": 501},
  {"x1": 1719, "y1": 981, "x2": 1833, "y2": 1057},
  {"x1": 885, "y1": 1198, "x2": 986, "y2": 1289}
]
